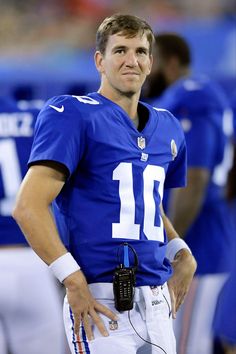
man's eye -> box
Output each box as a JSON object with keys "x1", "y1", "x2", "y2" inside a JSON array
[
  {"x1": 115, "y1": 49, "x2": 125, "y2": 54},
  {"x1": 137, "y1": 49, "x2": 147, "y2": 55}
]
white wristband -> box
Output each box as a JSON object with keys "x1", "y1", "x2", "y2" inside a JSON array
[
  {"x1": 166, "y1": 238, "x2": 192, "y2": 262},
  {"x1": 49, "y1": 252, "x2": 80, "y2": 283}
]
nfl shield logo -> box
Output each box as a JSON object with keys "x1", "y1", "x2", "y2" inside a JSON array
[
  {"x1": 150, "y1": 286, "x2": 159, "y2": 296},
  {"x1": 137, "y1": 136, "x2": 146, "y2": 150},
  {"x1": 109, "y1": 320, "x2": 118, "y2": 331}
]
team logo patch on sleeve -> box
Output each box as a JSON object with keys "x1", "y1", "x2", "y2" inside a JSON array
[{"x1": 171, "y1": 139, "x2": 177, "y2": 160}]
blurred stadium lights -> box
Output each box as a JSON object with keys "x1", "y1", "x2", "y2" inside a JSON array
[{"x1": 0, "y1": 0, "x2": 235, "y2": 100}]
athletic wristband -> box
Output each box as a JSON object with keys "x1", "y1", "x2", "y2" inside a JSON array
[
  {"x1": 49, "y1": 252, "x2": 80, "y2": 283},
  {"x1": 166, "y1": 238, "x2": 192, "y2": 262}
]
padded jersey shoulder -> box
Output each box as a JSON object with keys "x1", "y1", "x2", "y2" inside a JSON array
[
  {"x1": 39, "y1": 94, "x2": 110, "y2": 127},
  {"x1": 151, "y1": 104, "x2": 185, "y2": 138},
  {"x1": 37, "y1": 93, "x2": 104, "y2": 131},
  {"x1": 169, "y1": 77, "x2": 229, "y2": 112},
  {"x1": 44, "y1": 94, "x2": 101, "y2": 113}
]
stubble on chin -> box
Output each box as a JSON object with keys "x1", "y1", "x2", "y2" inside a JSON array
[
  {"x1": 116, "y1": 82, "x2": 142, "y2": 98},
  {"x1": 119, "y1": 89, "x2": 137, "y2": 98}
]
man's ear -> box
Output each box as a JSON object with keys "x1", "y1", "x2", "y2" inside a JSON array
[
  {"x1": 148, "y1": 54, "x2": 153, "y2": 74},
  {"x1": 94, "y1": 51, "x2": 104, "y2": 74}
]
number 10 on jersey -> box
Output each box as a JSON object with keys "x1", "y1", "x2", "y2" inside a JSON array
[{"x1": 112, "y1": 162, "x2": 165, "y2": 242}]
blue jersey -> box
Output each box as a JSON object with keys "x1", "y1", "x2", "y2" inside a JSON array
[
  {"x1": 152, "y1": 76, "x2": 234, "y2": 274},
  {"x1": 213, "y1": 94, "x2": 236, "y2": 344},
  {"x1": 29, "y1": 93, "x2": 186, "y2": 286},
  {"x1": 213, "y1": 201, "x2": 236, "y2": 344},
  {"x1": 0, "y1": 97, "x2": 38, "y2": 246}
]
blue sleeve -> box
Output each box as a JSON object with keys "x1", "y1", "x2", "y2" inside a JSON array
[
  {"x1": 165, "y1": 139, "x2": 187, "y2": 189},
  {"x1": 28, "y1": 95, "x2": 85, "y2": 176},
  {"x1": 158, "y1": 110, "x2": 187, "y2": 189}
]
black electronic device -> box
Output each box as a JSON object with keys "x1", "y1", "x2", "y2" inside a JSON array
[
  {"x1": 112, "y1": 243, "x2": 167, "y2": 354},
  {"x1": 113, "y1": 265, "x2": 135, "y2": 311},
  {"x1": 113, "y1": 243, "x2": 138, "y2": 312}
]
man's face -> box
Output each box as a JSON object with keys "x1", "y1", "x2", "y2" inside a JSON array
[{"x1": 95, "y1": 32, "x2": 153, "y2": 96}]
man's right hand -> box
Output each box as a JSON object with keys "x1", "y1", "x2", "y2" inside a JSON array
[{"x1": 63, "y1": 271, "x2": 118, "y2": 341}]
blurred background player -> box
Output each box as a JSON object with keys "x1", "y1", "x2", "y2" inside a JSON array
[
  {"x1": 212, "y1": 92, "x2": 236, "y2": 354},
  {"x1": 0, "y1": 95, "x2": 66, "y2": 354},
  {"x1": 144, "y1": 33, "x2": 234, "y2": 354}
]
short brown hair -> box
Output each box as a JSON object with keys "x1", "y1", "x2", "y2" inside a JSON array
[{"x1": 96, "y1": 14, "x2": 155, "y2": 54}]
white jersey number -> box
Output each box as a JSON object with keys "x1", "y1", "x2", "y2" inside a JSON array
[
  {"x1": 212, "y1": 108, "x2": 234, "y2": 186},
  {"x1": 72, "y1": 95, "x2": 100, "y2": 105},
  {"x1": 112, "y1": 162, "x2": 165, "y2": 242},
  {"x1": 0, "y1": 139, "x2": 22, "y2": 216}
]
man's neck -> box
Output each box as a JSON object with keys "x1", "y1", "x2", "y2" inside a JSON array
[{"x1": 98, "y1": 86, "x2": 140, "y2": 123}]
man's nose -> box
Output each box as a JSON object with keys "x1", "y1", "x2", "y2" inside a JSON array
[{"x1": 125, "y1": 51, "x2": 138, "y2": 66}]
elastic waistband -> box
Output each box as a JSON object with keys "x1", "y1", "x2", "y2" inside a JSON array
[{"x1": 89, "y1": 283, "x2": 165, "y2": 302}]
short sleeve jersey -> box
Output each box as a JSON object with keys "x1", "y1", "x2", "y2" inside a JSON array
[
  {"x1": 0, "y1": 97, "x2": 38, "y2": 245},
  {"x1": 152, "y1": 76, "x2": 234, "y2": 273},
  {"x1": 213, "y1": 93, "x2": 236, "y2": 343},
  {"x1": 29, "y1": 93, "x2": 187, "y2": 286}
]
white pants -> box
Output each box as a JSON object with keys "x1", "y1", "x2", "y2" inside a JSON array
[
  {"x1": 174, "y1": 274, "x2": 228, "y2": 354},
  {"x1": 64, "y1": 282, "x2": 176, "y2": 354},
  {"x1": 0, "y1": 247, "x2": 65, "y2": 354}
]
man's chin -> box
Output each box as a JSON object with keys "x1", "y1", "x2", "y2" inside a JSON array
[
  {"x1": 118, "y1": 84, "x2": 141, "y2": 97},
  {"x1": 120, "y1": 89, "x2": 137, "y2": 98}
]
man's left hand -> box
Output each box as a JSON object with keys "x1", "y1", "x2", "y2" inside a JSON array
[{"x1": 168, "y1": 249, "x2": 197, "y2": 319}]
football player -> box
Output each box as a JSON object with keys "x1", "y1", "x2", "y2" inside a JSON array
[
  {"x1": 13, "y1": 15, "x2": 196, "y2": 354},
  {"x1": 146, "y1": 33, "x2": 235, "y2": 354},
  {"x1": 0, "y1": 96, "x2": 65, "y2": 354},
  {"x1": 213, "y1": 93, "x2": 236, "y2": 354}
]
